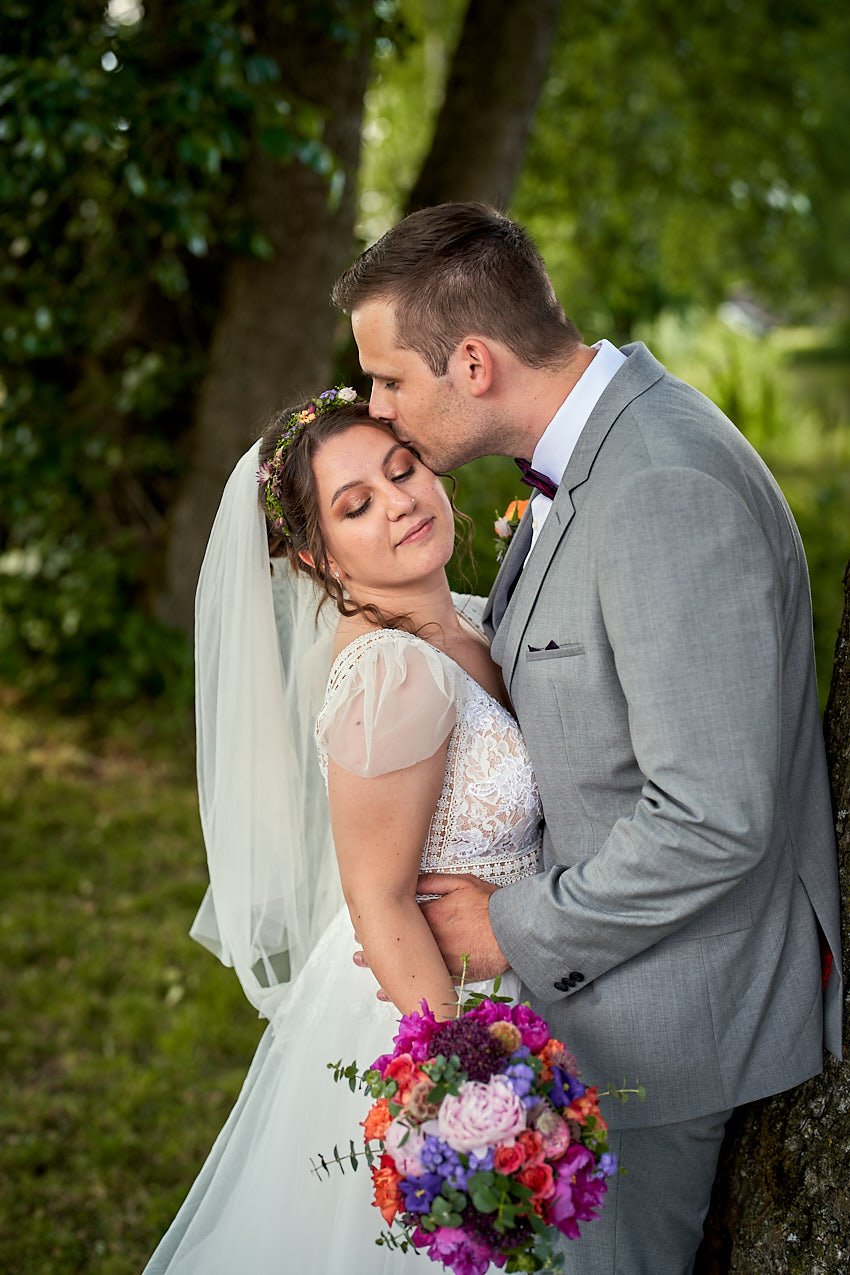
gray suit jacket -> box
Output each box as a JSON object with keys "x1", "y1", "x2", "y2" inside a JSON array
[{"x1": 486, "y1": 343, "x2": 843, "y2": 1130}]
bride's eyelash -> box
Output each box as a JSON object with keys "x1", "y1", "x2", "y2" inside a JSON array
[{"x1": 344, "y1": 467, "x2": 415, "y2": 518}]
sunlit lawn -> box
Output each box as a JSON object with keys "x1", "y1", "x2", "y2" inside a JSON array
[{"x1": 1, "y1": 318, "x2": 847, "y2": 1273}]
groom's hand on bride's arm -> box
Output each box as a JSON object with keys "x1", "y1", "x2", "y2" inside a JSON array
[
  {"x1": 417, "y1": 872, "x2": 509, "y2": 982},
  {"x1": 351, "y1": 873, "x2": 510, "y2": 993}
]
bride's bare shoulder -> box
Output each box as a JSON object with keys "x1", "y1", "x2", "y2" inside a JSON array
[{"x1": 330, "y1": 614, "x2": 383, "y2": 663}]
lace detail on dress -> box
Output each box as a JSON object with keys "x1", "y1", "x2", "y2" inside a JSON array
[{"x1": 316, "y1": 629, "x2": 542, "y2": 888}]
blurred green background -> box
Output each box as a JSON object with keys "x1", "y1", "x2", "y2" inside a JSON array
[{"x1": 1, "y1": 1, "x2": 848, "y2": 1270}]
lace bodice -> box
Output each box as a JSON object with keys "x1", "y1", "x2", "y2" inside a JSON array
[{"x1": 315, "y1": 628, "x2": 542, "y2": 887}]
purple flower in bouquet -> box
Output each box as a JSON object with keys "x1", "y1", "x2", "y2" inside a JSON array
[
  {"x1": 419, "y1": 1136, "x2": 493, "y2": 1190},
  {"x1": 503, "y1": 1055, "x2": 537, "y2": 1106},
  {"x1": 420, "y1": 1133, "x2": 462, "y2": 1177},
  {"x1": 412, "y1": 1225, "x2": 504, "y2": 1275},
  {"x1": 510, "y1": 1004, "x2": 551, "y2": 1052},
  {"x1": 429, "y1": 1017, "x2": 507, "y2": 1082},
  {"x1": 464, "y1": 999, "x2": 512, "y2": 1030},
  {"x1": 465, "y1": 1207, "x2": 532, "y2": 1257},
  {"x1": 596, "y1": 1152, "x2": 619, "y2": 1178},
  {"x1": 549, "y1": 1064, "x2": 586, "y2": 1109},
  {"x1": 465, "y1": 1000, "x2": 550, "y2": 1052},
  {"x1": 399, "y1": 1172, "x2": 444, "y2": 1213},
  {"x1": 549, "y1": 1144, "x2": 608, "y2": 1240},
  {"x1": 390, "y1": 1000, "x2": 440, "y2": 1064},
  {"x1": 453, "y1": 1146, "x2": 495, "y2": 1190}
]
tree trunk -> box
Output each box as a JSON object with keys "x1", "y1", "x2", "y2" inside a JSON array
[
  {"x1": 405, "y1": 0, "x2": 563, "y2": 213},
  {"x1": 155, "y1": 5, "x2": 372, "y2": 634},
  {"x1": 696, "y1": 560, "x2": 850, "y2": 1274}
]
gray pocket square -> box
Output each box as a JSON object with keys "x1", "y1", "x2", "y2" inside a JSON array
[{"x1": 526, "y1": 642, "x2": 586, "y2": 661}]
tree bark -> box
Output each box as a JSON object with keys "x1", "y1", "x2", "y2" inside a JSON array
[
  {"x1": 696, "y1": 560, "x2": 850, "y2": 1274},
  {"x1": 405, "y1": 0, "x2": 563, "y2": 213},
  {"x1": 155, "y1": 4, "x2": 372, "y2": 634}
]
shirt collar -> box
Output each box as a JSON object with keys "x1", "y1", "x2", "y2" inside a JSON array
[{"x1": 531, "y1": 339, "x2": 626, "y2": 484}]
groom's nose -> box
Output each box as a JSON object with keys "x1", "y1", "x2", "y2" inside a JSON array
[{"x1": 369, "y1": 384, "x2": 396, "y2": 422}]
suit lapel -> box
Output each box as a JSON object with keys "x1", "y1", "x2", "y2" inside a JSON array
[{"x1": 491, "y1": 343, "x2": 666, "y2": 684}]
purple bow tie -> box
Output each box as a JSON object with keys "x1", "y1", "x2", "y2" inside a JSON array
[{"x1": 514, "y1": 457, "x2": 558, "y2": 500}]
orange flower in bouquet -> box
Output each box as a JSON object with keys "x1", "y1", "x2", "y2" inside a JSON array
[{"x1": 370, "y1": 1153, "x2": 403, "y2": 1225}]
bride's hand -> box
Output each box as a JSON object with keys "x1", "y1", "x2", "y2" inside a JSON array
[{"x1": 417, "y1": 872, "x2": 509, "y2": 982}]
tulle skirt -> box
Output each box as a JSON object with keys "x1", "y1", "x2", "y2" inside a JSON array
[{"x1": 143, "y1": 905, "x2": 517, "y2": 1274}]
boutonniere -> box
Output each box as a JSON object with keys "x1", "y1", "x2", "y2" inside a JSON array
[{"x1": 493, "y1": 498, "x2": 529, "y2": 562}]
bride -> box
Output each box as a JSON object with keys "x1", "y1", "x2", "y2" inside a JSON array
[{"x1": 142, "y1": 388, "x2": 543, "y2": 1273}]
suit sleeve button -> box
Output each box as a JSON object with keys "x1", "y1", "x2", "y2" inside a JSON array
[
  {"x1": 569, "y1": 971, "x2": 584, "y2": 982},
  {"x1": 554, "y1": 978, "x2": 570, "y2": 992}
]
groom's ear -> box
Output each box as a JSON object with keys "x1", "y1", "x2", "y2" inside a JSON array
[{"x1": 456, "y1": 337, "x2": 494, "y2": 398}]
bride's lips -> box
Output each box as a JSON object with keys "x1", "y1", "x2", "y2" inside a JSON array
[{"x1": 396, "y1": 517, "x2": 434, "y2": 547}]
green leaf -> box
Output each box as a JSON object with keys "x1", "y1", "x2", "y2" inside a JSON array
[
  {"x1": 469, "y1": 1184, "x2": 499, "y2": 1212},
  {"x1": 430, "y1": 1196, "x2": 463, "y2": 1228},
  {"x1": 439, "y1": 1184, "x2": 467, "y2": 1212}
]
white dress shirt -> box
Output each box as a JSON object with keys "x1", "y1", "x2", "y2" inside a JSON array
[{"x1": 525, "y1": 339, "x2": 626, "y2": 558}]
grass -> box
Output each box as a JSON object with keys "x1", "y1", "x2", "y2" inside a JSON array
[{"x1": 0, "y1": 695, "x2": 263, "y2": 1273}]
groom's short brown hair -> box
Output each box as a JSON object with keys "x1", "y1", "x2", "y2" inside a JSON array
[{"x1": 332, "y1": 203, "x2": 581, "y2": 377}]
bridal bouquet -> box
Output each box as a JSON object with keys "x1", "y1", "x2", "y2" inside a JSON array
[{"x1": 322, "y1": 991, "x2": 637, "y2": 1274}]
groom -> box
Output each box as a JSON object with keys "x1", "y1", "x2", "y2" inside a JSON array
[{"x1": 332, "y1": 203, "x2": 842, "y2": 1273}]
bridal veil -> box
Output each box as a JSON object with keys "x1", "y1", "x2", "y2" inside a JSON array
[{"x1": 189, "y1": 440, "x2": 342, "y2": 1021}]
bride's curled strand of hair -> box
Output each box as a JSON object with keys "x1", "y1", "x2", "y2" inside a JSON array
[{"x1": 257, "y1": 392, "x2": 404, "y2": 630}]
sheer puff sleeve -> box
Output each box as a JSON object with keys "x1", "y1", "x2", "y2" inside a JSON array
[{"x1": 316, "y1": 632, "x2": 460, "y2": 779}]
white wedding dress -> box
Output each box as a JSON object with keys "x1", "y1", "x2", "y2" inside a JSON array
[{"x1": 143, "y1": 615, "x2": 542, "y2": 1274}]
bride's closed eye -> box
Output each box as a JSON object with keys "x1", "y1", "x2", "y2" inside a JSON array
[{"x1": 342, "y1": 456, "x2": 417, "y2": 518}]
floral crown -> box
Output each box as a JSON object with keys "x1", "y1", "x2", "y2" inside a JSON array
[{"x1": 258, "y1": 385, "x2": 361, "y2": 537}]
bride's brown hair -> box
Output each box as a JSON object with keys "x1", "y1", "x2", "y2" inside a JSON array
[{"x1": 257, "y1": 396, "x2": 472, "y2": 632}]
